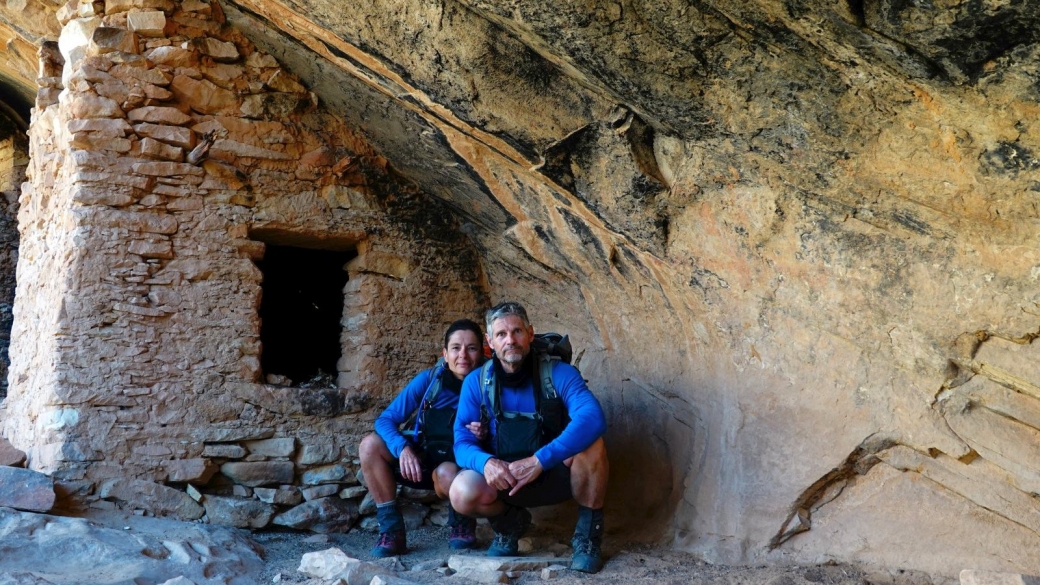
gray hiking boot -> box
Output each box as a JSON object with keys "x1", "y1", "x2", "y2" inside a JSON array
[
  {"x1": 570, "y1": 506, "x2": 604, "y2": 572},
  {"x1": 487, "y1": 505, "x2": 531, "y2": 557},
  {"x1": 570, "y1": 534, "x2": 603, "y2": 573}
]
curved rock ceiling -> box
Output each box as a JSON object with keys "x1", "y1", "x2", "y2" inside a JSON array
[{"x1": 4, "y1": 0, "x2": 1040, "y2": 575}]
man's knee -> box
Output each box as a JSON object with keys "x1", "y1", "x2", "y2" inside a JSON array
[{"x1": 449, "y1": 470, "x2": 496, "y2": 514}]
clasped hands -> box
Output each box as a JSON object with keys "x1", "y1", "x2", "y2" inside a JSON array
[{"x1": 484, "y1": 455, "x2": 543, "y2": 496}]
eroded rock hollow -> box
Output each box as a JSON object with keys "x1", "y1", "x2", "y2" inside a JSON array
[{"x1": 0, "y1": 0, "x2": 1038, "y2": 577}]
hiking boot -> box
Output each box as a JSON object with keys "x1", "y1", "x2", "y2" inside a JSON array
[
  {"x1": 448, "y1": 517, "x2": 478, "y2": 550},
  {"x1": 570, "y1": 534, "x2": 603, "y2": 573},
  {"x1": 370, "y1": 531, "x2": 406, "y2": 557},
  {"x1": 486, "y1": 506, "x2": 531, "y2": 557}
]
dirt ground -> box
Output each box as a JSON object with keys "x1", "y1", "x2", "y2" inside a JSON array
[{"x1": 250, "y1": 522, "x2": 950, "y2": 585}]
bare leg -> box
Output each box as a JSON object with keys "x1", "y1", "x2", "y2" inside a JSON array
[
  {"x1": 449, "y1": 469, "x2": 506, "y2": 518},
  {"x1": 432, "y1": 461, "x2": 460, "y2": 500},
  {"x1": 568, "y1": 437, "x2": 609, "y2": 509},
  {"x1": 359, "y1": 433, "x2": 398, "y2": 504}
]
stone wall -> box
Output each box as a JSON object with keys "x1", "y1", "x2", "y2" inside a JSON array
[{"x1": 4, "y1": 0, "x2": 486, "y2": 526}]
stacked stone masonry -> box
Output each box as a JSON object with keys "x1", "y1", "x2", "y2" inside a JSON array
[{"x1": 3, "y1": 0, "x2": 487, "y2": 529}]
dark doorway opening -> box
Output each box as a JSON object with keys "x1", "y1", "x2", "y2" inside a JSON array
[{"x1": 255, "y1": 244, "x2": 355, "y2": 387}]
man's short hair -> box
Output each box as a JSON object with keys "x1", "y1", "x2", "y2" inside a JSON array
[{"x1": 485, "y1": 301, "x2": 531, "y2": 332}]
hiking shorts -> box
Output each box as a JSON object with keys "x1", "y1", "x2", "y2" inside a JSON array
[
  {"x1": 498, "y1": 463, "x2": 572, "y2": 508},
  {"x1": 392, "y1": 456, "x2": 455, "y2": 491}
]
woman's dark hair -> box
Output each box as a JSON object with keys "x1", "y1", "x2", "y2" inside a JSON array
[{"x1": 443, "y1": 319, "x2": 483, "y2": 348}]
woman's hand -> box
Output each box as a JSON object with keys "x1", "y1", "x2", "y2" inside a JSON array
[
  {"x1": 399, "y1": 445, "x2": 423, "y2": 483},
  {"x1": 466, "y1": 421, "x2": 487, "y2": 441}
]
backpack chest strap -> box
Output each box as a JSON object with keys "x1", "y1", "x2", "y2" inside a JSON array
[{"x1": 481, "y1": 356, "x2": 558, "y2": 417}]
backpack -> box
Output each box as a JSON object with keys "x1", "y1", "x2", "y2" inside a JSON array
[
  {"x1": 478, "y1": 333, "x2": 573, "y2": 461},
  {"x1": 400, "y1": 358, "x2": 456, "y2": 464}
]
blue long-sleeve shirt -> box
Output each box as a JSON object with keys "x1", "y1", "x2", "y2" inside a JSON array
[
  {"x1": 374, "y1": 366, "x2": 461, "y2": 459},
  {"x1": 453, "y1": 358, "x2": 606, "y2": 473}
]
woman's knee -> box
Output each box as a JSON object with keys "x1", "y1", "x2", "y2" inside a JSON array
[
  {"x1": 359, "y1": 433, "x2": 385, "y2": 463},
  {"x1": 432, "y1": 462, "x2": 460, "y2": 496}
]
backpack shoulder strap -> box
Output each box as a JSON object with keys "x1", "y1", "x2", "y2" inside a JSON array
[
  {"x1": 538, "y1": 353, "x2": 559, "y2": 400},
  {"x1": 413, "y1": 358, "x2": 446, "y2": 437},
  {"x1": 423, "y1": 357, "x2": 447, "y2": 404},
  {"x1": 480, "y1": 360, "x2": 497, "y2": 417}
]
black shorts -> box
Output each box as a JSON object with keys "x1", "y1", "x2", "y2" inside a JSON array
[
  {"x1": 498, "y1": 464, "x2": 572, "y2": 508},
  {"x1": 391, "y1": 457, "x2": 453, "y2": 491}
]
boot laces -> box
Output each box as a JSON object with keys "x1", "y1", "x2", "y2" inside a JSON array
[
  {"x1": 573, "y1": 536, "x2": 600, "y2": 556},
  {"x1": 450, "y1": 524, "x2": 474, "y2": 539},
  {"x1": 493, "y1": 533, "x2": 517, "y2": 548}
]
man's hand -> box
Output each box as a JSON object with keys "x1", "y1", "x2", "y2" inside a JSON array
[
  {"x1": 507, "y1": 456, "x2": 543, "y2": 496},
  {"x1": 399, "y1": 445, "x2": 423, "y2": 483},
  {"x1": 466, "y1": 421, "x2": 487, "y2": 441},
  {"x1": 483, "y1": 458, "x2": 517, "y2": 491}
]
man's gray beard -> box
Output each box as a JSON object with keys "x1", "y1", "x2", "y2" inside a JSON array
[{"x1": 501, "y1": 350, "x2": 526, "y2": 365}]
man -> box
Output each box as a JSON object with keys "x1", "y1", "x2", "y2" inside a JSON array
[
  {"x1": 450, "y1": 302, "x2": 609, "y2": 573},
  {"x1": 358, "y1": 319, "x2": 487, "y2": 556}
]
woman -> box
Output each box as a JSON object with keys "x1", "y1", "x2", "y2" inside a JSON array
[{"x1": 358, "y1": 318, "x2": 486, "y2": 557}]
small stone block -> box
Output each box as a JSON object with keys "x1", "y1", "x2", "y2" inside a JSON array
[
  {"x1": 202, "y1": 444, "x2": 246, "y2": 459},
  {"x1": 302, "y1": 484, "x2": 340, "y2": 501},
  {"x1": 541, "y1": 565, "x2": 566, "y2": 580},
  {"x1": 91, "y1": 27, "x2": 138, "y2": 55},
  {"x1": 244, "y1": 437, "x2": 296, "y2": 458},
  {"x1": 339, "y1": 486, "x2": 367, "y2": 500},
  {"x1": 254, "y1": 487, "x2": 302, "y2": 506},
  {"x1": 448, "y1": 556, "x2": 559, "y2": 573},
  {"x1": 453, "y1": 568, "x2": 509, "y2": 584},
  {"x1": 409, "y1": 559, "x2": 446, "y2": 571},
  {"x1": 128, "y1": 11, "x2": 167, "y2": 37}
]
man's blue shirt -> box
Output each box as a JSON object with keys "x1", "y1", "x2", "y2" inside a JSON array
[{"x1": 453, "y1": 359, "x2": 606, "y2": 473}]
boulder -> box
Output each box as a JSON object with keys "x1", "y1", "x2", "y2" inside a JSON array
[
  {"x1": 0, "y1": 438, "x2": 26, "y2": 467},
  {"x1": 202, "y1": 495, "x2": 274, "y2": 529},
  {"x1": 98, "y1": 478, "x2": 203, "y2": 520},
  {"x1": 0, "y1": 467, "x2": 54, "y2": 512},
  {"x1": 273, "y1": 497, "x2": 358, "y2": 533}
]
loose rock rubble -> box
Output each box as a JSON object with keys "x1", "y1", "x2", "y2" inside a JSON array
[{"x1": 0, "y1": 505, "x2": 986, "y2": 585}]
